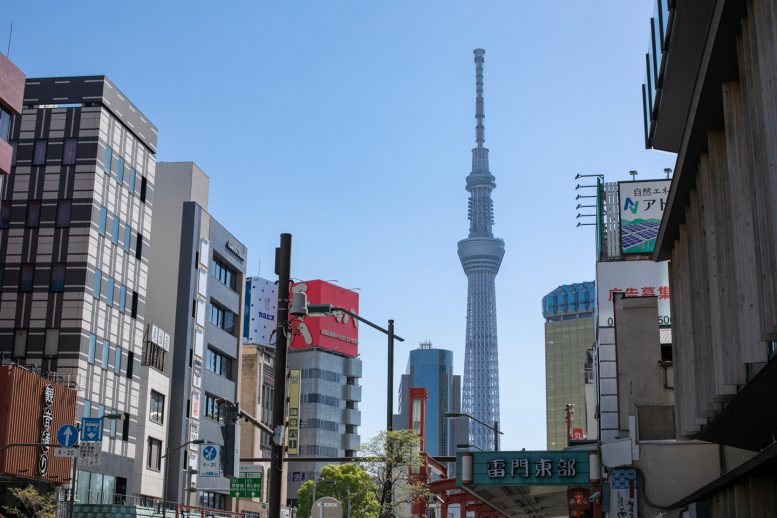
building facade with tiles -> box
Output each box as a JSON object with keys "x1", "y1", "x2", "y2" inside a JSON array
[{"x1": 0, "y1": 76, "x2": 158, "y2": 500}]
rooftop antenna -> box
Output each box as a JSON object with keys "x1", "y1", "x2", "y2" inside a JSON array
[
  {"x1": 629, "y1": 170, "x2": 638, "y2": 180},
  {"x1": 6, "y1": 21, "x2": 12, "y2": 58}
]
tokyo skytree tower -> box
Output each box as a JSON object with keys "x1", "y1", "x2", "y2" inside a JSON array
[{"x1": 457, "y1": 49, "x2": 505, "y2": 451}]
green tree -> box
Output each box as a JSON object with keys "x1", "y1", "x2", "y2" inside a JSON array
[
  {"x1": 361, "y1": 430, "x2": 430, "y2": 518},
  {"x1": 2, "y1": 484, "x2": 57, "y2": 518},
  {"x1": 296, "y1": 464, "x2": 380, "y2": 518}
]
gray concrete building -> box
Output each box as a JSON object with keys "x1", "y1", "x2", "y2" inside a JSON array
[
  {"x1": 0, "y1": 76, "x2": 157, "y2": 501},
  {"x1": 286, "y1": 348, "x2": 362, "y2": 504},
  {"x1": 147, "y1": 162, "x2": 246, "y2": 510}
]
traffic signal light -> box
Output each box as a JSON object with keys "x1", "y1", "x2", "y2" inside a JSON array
[{"x1": 221, "y1": 404, "x2": 241, "y2": 478}]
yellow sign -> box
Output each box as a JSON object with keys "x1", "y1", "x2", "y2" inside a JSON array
[{"x1": 287, "y1": 369, "x2": 302, "y2": 455}]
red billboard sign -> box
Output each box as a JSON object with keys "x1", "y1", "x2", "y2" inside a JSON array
[{"x1": 289, "y1": 280, "x2": 359, "y2": 357}]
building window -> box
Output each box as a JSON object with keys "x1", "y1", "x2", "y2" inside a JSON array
[
  {"x1": 33, "y1": 140, "x2": 47, "y2": 166},
  {"x1": 87, "y1": 334, "x2": 96, "y2": 364},
  {"x1": 50, "y1": 263, "x2": 65, "y2": 292},
  {"x1": 83, "y1": 400, "x2": 91, "y2": 419},
  {"x1": 26, "y1": 201, "x2": 40, "y2": 227},
  {"x1": 126, "y1": 351, "x2": 134, "y2": 379},
  {"x1": 119, "y1": 284, "x2": 126, "y2": 312},
  {"x1": 135, "y1": 233, "x2": 143, "y2": 259},
  {"x1": 204, "y1": 393, "x2": 225, "y2": 422},
  {"x1": 122, "y1": 412, "x2": 130, "y2": 441},
  {"x1": 131, "y1": 291, "x2": 138, "y2": 318},
  {"x1": 198, "y1": 492, "x2": 227, "y2": 510},
  {"x1": 142, "y1": 342, "x2": 165, "y2": 372},
  {"x1": 147, "y1": 437, "x2": 162, "y2": 471},
  {"x1": 63, "y1": 138, "x2": 77, "y2": 165},
  {"x1": 0, "y1": 108, "x2": 10, "y2": 142},
  {"x1": 111, "y1": 216, "x2": 120, "y2": 244},
  {"x1": 140, "y1": 177, "x2": 147, "y2": 202},
  {"x1": 208, "y1": 301, "x2": 235, "y2": 335},
  {"x1": 104, "y1": 146, "x2": 112, "y2": 174},
  {"x1": 129, "y1": 168, "x2": 137, "y2": 193},
  {"x1": 149, "y1": 391, "x2": 165, "y2": 424},
  {"x1": 11, "y1": 141, "x2": 17, "y2": 165},
  {"x1": 117, "y1": 156, "x2": 125, "y2": 184},
  {"x1": 206, "y1": 347, "x2": 233, "y2": 379},
  {"x1": 44, "y1": 330, "x2": 59, "y2": 358},
  {"x1": 98, "y1": 207, "x2": 107, "y2": 235},
  {"x1": 211, "y1": 256, "x2": 237, "y2": 290},
  {"x1": 114, "y1": 345, "x2": 122, "y2": 374},
  {"x1": 102, "y1": 339, "x2": 110, "y2": 370},
  {"x1": 19, "y1": 264, "x2": 33, "y2": 292},
  {"x1": 124, "y1": 225, "x2": 131, "y2": 252},
  {"x1": 13, "y1": 329, "x2": 28, "y2": 358},
  {"x1": 56, "y1": 200, "x2": 71, "y2": 228},
  {"x1": 0, "y1": 202, "x2": 11, "y2": 228},
  {"x1": 106, "y1": 277, "x2": 115, "y2": 306},
  {"x1": 109, "y1": 409, "x2": 118, "y2": 437},
  {"x1": 93, "y1": 270, "x2": 102, "y2": 299}
]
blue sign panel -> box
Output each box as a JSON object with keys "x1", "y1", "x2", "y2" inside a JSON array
[
  {"x1": 56, "y1": 424, "x2": 78, "y2": 448},
  {"x1": 81, "y1": 418, "x2": 103, "y2": 442}
]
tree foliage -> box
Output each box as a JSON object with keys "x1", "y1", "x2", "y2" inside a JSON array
[
  {"x1": 2, "y1": 484, "x2": 57, "y2": 518},
  {"x1": 295, "y1": 464, "x2": 380, "y2": 518},
  {"x1": 361, "y1": 429, "x2": 430, "y2": 518}
]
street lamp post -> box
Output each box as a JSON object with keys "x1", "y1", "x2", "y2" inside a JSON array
[
  {"x1": 161, "y1": 439, "x2": 206, "y2": 515},
  {"x1": 444, "y1": 412, "x2": 503, "y2": 451},
  {"x1": 288, "y1": 293, "x2": 405, "y2": 518}
]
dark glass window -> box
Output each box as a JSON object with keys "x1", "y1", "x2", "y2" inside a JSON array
[
  {"x1": 208, "y1": 302, "x2": 236, "y2": 335},
  {"x1": 147, "y1": 437, "x2": 162, "y2": 471},
  {"x1": 93, "y1": 270, "x2": 102, "y2": 299},
  {"x1": 140, "y1": 177, "x2": 147, "y2": 203},
  {"x1": 11, "y1": 141, "x2": 17, "y2": 166},
  {"x1": 204, "y1": 393, "x2": 226, "y2": 422},
  {"x1": 121, "y1": 412, "x2": 129, "y2": 441},
  {"x1": 19, "y1": 264, "x2": 33, "y2": 292},
  {"x1": 119, "y1": 284, "x2": 126, "y2": 312},
  {"x1": 63, "y1": 138, "x2": 77, "y2": 165},
  {"x1": 0, "y1": 202, "x2": 11, "y2": 228},
  {"x1": 33, "y1": 140, "x2": 47, "y2": 165},
  {"x1": 131, "y1": 291, "x2": 138, "y2": 318},
  {"x1": 0, "y1": 108, "x2": 11, "y2": 142},
  {"x1": 149, "y1": 391, "x2": 165, "y2": 424},
  {"x1": 50, "y1": 264, "x2": 65, "y2": 292},
  {"x1": 211, "y1": 256, "x2": 237, "y2": 290},
  {"x1": 206, "y1": 347, "x2": 233, "y2": 379},
  {"x1": 26, "y1": 201, "x2": 40, "y2": 227},
  {"x1": 56, "y1": 200, "x2": 71, "y2": 228},
  {"x1": 106, "y1": 277, "x2": 115, "y2": 306},
  {"x1": 126, "y1": 351, "x2": 134, "y2": 379},
  {"x1": 98, "y1": 207, "x2": 107, "y2": 235},
  {"x1": 111, "y1": 216, "x2": 120, "y2": 244},
  {"x1": 117, "y1": 156, "x2": 125, "y2": 184},
  {"x1": 135, "y1": 233, "x2": 143, "y2": 259},
  {"x1": 124, "y1": 225, "x2": 131, "y2": 252},
  {"x1": 104, "y1": 146, "x2": 112, "y2": 174}
]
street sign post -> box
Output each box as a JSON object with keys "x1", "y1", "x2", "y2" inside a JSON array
[
  {"x1": 199, "y1": 444, "x2": 220, "y2": 477},
  {"x1": 56, "y1": 424, "x2": 79, "y2": 448},
  {"x1": 230, "y1": 476, "x2": 263, "y2": 498},
  {"x1": 54, "y1": 447, "x2": 78, "y2": 458},
  {"x1": 78, "y1": 441, "x2": 102, "y2": 467},
  {"x1": 239, "y1": 464, "x2": 263, "y2": 476},
  {"x1": 81, "y1": 418, "x2": 103, "y2": 442}
]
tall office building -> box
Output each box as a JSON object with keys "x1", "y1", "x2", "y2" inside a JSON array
[
  {"x1": 0, "y1": 76, "x2": 157, "y2": 500},
  {"x1": 394, "y1": 341, "x2": 464, "y2": 458},
  {"x1": 147, "y1": 162, "x2": 247, "y2": 510},
  {"x1": 542, "y1": 282, "x2": 595, "y2": 450},
  {"x1": 285, "y1": 280, "x2": 362, "y2": 504},
  {"x1": 457, "y1": 49, "x2": 505, "y2": 451}
]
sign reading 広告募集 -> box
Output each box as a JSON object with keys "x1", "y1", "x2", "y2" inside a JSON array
[{"x1": 457, "y1": 451, "x2": 590, "y2": 486}]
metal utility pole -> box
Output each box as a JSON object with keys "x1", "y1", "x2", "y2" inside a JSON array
[
  {"x1": 387, "y1": 319, "x2": 395, "y2": 431},
  {"x1": 269, "y1": 233, "x2": 292, "y2": 518}
]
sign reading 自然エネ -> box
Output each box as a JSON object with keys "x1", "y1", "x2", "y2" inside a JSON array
[
  {"x1": 619, "y1": 179, "x2": 670, "y2": 255},
  {"x1": 457, "y1": 451, "x2": 589, "y2": 486}
]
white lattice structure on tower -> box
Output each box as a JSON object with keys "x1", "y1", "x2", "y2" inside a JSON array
[{"x1": 457, "y1": 49, "x2": 505, "y2": 451}]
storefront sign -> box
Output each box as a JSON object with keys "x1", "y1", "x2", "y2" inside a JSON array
[
  {"x1": 610, "y1": 468, "x2": 637, "y2": 518},
  {"x1": 191, "y1": 390, "x2": 201, "y2": 420},
  {"x1": 39, "y1": 384, "x2": 54, "y2": 475},
  {"x1": 192, "y1": 360, "x2": 202, "y2": 389},
  {"x1": 458, "y1": 451, "x2": 590, "y2": 486}
]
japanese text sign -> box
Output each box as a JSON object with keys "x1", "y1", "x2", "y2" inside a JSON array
[
  {"x1": 457, "y1": 451, "x2": 589, "y2": 486},
  {"x1": 619, "y1": 179, "x2": 670, "y2": 255},
  {"x1": 596, "y1": 260, "x2": 671, "y2": 328}
]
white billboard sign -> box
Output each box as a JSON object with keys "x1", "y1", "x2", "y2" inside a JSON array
[
  {"x1": 619, "y1": 180, "x2": 670, "y2": 255},
  {"x1": 245, "y1": 277, "x2": 278, "y2": 347},
  {"x1": 596, "y1": 260, "x2": 670, "y2": 328}
]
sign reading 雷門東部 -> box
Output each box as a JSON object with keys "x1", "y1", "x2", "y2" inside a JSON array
[
  {"x1": 289, "y1": 280, "x2": 359, "y2": 357},
  {"x1": 619, "y1": 179, "x2": 670, "y2": 255},
  {"x1": 457, "y1": 451, "x2": 590, "y2": 486}
]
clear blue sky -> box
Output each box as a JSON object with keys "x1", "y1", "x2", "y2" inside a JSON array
[{"x1": 4, "y1": 2, "x2": 673, "y2": 450}]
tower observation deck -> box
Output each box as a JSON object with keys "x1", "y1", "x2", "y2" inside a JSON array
[{"x1": 457, "y1": 48, "x2": 505, "y2": 451}]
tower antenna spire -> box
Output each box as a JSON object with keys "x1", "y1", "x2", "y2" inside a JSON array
[{"x1": 474, "y1": 48, "x2": 486, "y2": 148}]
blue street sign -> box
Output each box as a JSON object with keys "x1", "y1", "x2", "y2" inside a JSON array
[
  {"x1": 56, "y1": 424, "x2": 78, "y2": 448},
  {"x1": 81, "y1": 418, "x2": 103, "y2": 442}
]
